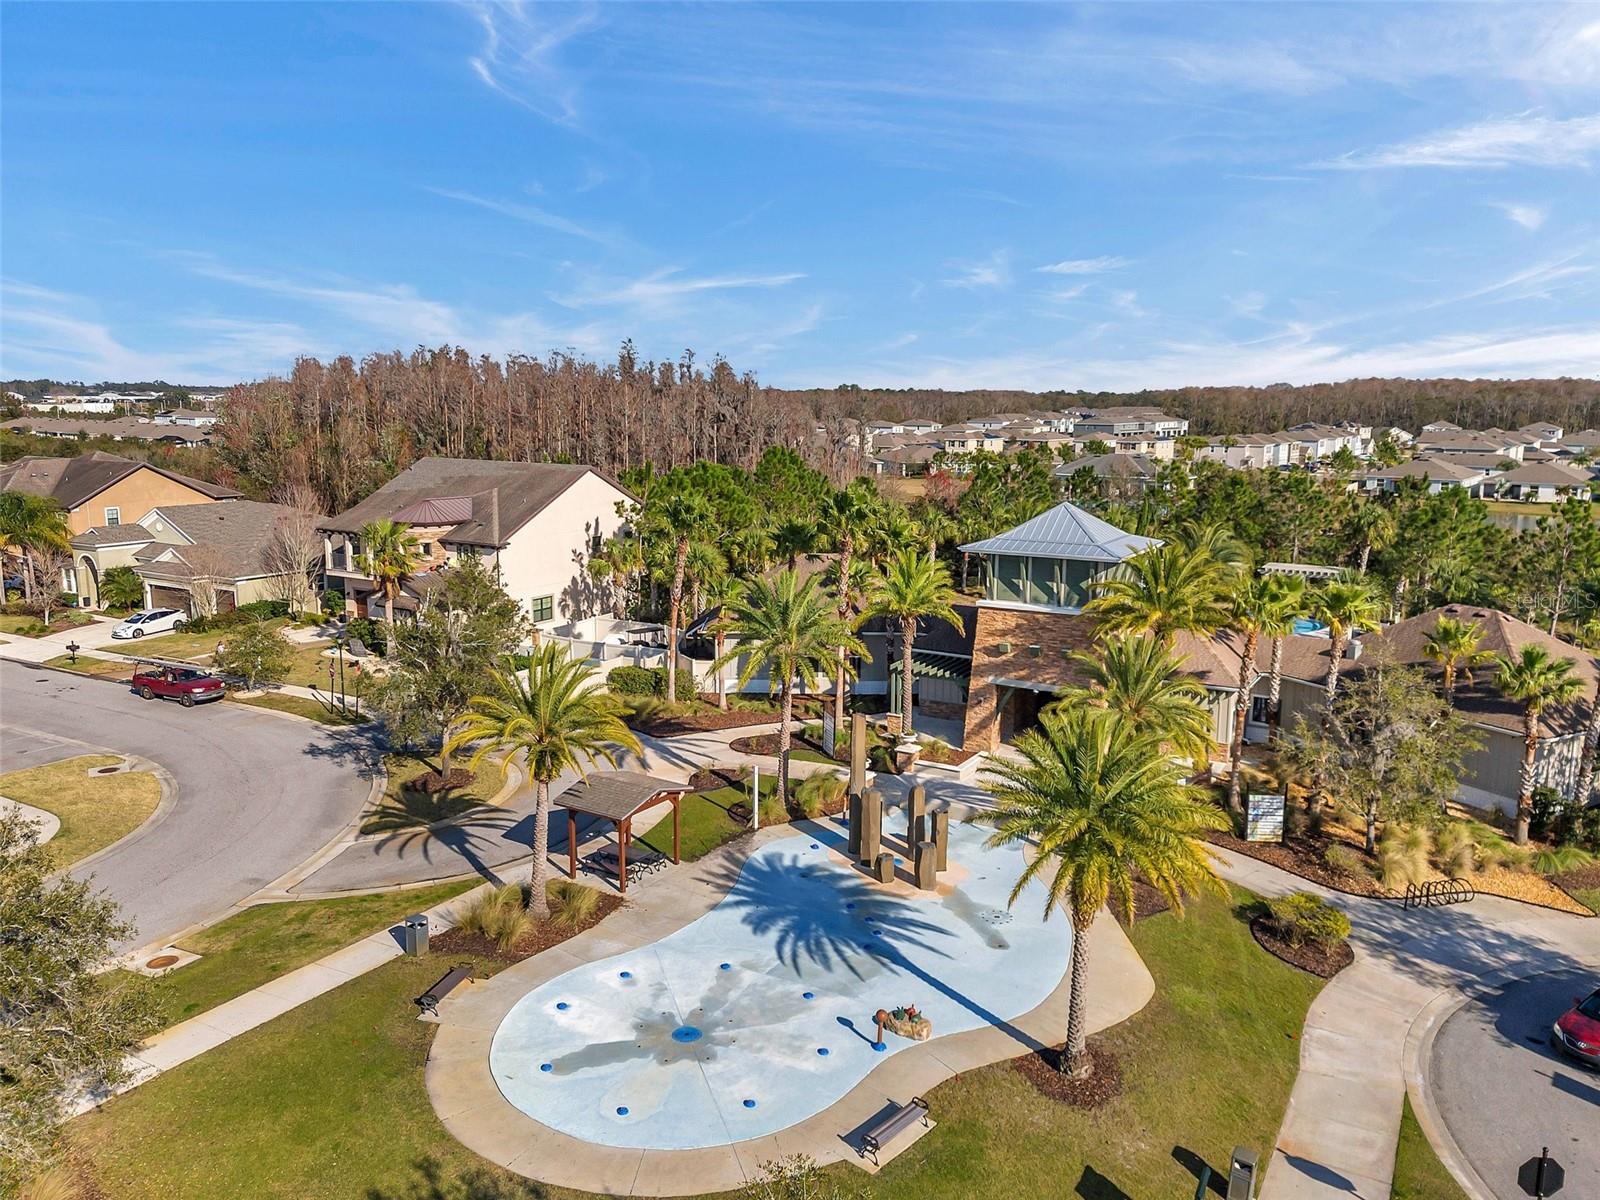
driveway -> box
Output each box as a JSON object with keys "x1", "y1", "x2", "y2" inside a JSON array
[
  {"x1": 1430, "y1": 968, "x2": 1598, "y2": 1200},
  {"x1": 0, "y1": 661, "x2": 375, "y2": 950}
]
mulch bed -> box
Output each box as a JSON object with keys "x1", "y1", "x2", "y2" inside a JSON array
[
  {"x1": 919, "y1": 745, "x2": 978, "y2": 767},
  {"x1": 1552, "y1": 863, "x2": 1600, "y2": 913},
  {"x1": 402, "y1": 767, "x2": 475, "y2": 795},
  {"x1": 1012, "y1": 1040, "x2": 1122, "y2": 1107},
  {"x1": 729, "y1": 732, "x2": 838, "y2": 760},
  {"x1": 687, "y1": 767, "x2": 745, "y2": 792},
  {"x1": 1249, "y1": 918, "x2": 1354, "y2": 978},
  {"x1": 1208, "y1": 829, "x2": 1386, "y2": 898},
  {"x1": 430, "y1": 892, "x2": 623, "y2": 964},
  {"x1": 1113, "y1": 877, "x2": 1172, "y2": 925}
]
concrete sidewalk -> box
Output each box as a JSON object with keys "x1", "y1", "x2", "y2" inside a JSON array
[{"x1": 1209, "y1": 846, "x2": 1600, "y2": 1200}]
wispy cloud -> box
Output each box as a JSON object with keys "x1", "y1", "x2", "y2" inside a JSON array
[
  {"x1": 942, "y1": 251, "x2": 1010, "y2": 289},
  {"x1": 1318, "y1": 112, "x2": 1600, "y2": 170},
  {"x1": 427, "y1": 187, "x2": 617, "y2": 246},
  {"x1": 465, "y1": 0, "x2": 602, "y2": 126},
  {"x1": 1036, "y1": 256, "x2": 1130, "y2": 275},
  {"x1": 1492, "y1": 201, "x2": 1547, "y2": 230},
  {"x1": 557, "y1": 267, "x2": 805, "y2": 311}
]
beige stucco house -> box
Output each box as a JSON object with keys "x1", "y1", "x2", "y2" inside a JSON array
[{"x1": 319, "y1": 457, "x2": 633, "y2": 630}]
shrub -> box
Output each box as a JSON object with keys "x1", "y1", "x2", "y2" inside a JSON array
[
  {"x1": 1322, "y1": 844, "x2": 1365, "y2": 879},
  {"x1": 1433, "y1": 823, "x2": 1478, "y2": 877},
  {"x1": 99, "y1": 565, "x2": 145, "y2": 609},
  {"x1": 609, "y1": 665, "x2": 659, "y2": 696},
  {"x1": 548, "y1": 879, "x2": 601, "y2": 929},
  {"x1": 1531, "y1": 844, "x2": 1596, "y2": 875},
  {"x1": 794, "y1": 772, "x2": 847, "y2": 819},
  {"x1": 1377, "y1": 824, "x2": 1431, "y2": 891},
  {"x1": 320, "y1": 588, "x2": 344, "y2": 618},
  {"x1": 455, "y1": 884, "x2": 535, "y2": 951},
  {"x1": 1472, "y1": 824, "x2": 1531, "y2": 871},
  {"x1": 1266, "y1": 892, "x2": 1352, "y2": 948},
  {"x1": 346, "y1": 616, "x2": 386, "y2": 656},
  {"x1": 1528, "y1": 785, "x2": 1572, "y2": 843}
]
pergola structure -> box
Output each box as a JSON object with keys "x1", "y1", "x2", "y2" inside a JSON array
[{"x1": 555, "y1": 770, "x2": 688, "y2": 894}]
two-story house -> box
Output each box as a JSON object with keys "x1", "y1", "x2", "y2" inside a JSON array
[{"x1": 319, "y1": 458, "x2": 634, "y2": 629}]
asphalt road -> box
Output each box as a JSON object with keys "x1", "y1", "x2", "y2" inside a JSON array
[
  {"x1": 0, "y1": 661, "x2": 375, "y2": 950},
  {"x1": 1429, "y1": 967, "x2": 1599, "y2": 1200}
]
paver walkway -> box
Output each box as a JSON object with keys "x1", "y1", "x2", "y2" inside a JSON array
[{"x1": 1209, "y1": 846, "x2": 1600, "y2": 1200}]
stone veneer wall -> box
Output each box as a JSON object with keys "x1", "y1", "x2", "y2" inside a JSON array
[{"x1": 961, "y1": 605, "x2": 1103, "y2": 751}]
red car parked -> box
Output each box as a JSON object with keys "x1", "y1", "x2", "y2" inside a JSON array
[
  {"x1": 131, "y1": 662, "x2": 227, "y2": 708},
  {"x1": 1553, "y1": 987, "x2": 1600, "y2": 1069}
]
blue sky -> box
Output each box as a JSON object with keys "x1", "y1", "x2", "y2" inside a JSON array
[{"x1": 3, "y1": 2, "x2": 1598, "y2": 390}]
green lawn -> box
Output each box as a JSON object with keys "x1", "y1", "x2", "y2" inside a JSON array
[
  {"x1": 0, "y1": 609, "x2": 95, "y2": 635},
  {"x1": 45, "y1": 652, "x2": 135, "y2": 679},
  {"x1": 360, "y1": 753, "x2": 508, "y2": 834},
  {"x1": 0, "y1": 754, "x2": 161, "y2": 868},
  {"x1": 70, "y1": 882, "x2": 1324, "y2": 1200},
  {"x1": 1392, "y1": 1095, "x2": 1470, "y2": 1200},
  {"x1": 634, "y1": 778, "x2": 794, "y2": 862},
  {"x1": 118, "y1": 881, "x2": 479, "y2": 1029},
  {"x1": 227, "y1": 692, "x2": 368, "y2": 725},
  {"x1": 133, "y1": 618, "x2": 336, "y2": 688}
]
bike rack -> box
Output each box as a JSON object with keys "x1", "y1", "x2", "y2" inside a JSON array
[{"x1": 1401, "y1": 878, "x2": 1475, "y2": 909}]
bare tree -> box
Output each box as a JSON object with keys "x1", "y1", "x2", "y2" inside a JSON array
[
  {"x1": 180, "y1": 544, "x2": 231, "y2": 619},
  {"x1": 34, "y1": 549, "x2": 69, "y2": 626},
  {"x1": 263, "y1": 484, "x2": 324, "y2": 615}
]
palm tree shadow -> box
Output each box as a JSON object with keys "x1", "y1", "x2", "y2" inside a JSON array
[
  {"x1": 364, "y1": 1154, "x2": 548, "y2": 1199},
  {"x1": 706, "y1": 841, "x2": 1048, "y2": 1053}
]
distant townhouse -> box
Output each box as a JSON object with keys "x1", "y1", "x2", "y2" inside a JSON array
[
  {"x1": 931, "y1": 425, "x2": 1007, "y2": 454},
  {"x1": 25, "y1": 398, "x2": 118, "y2": 415},
  {"x1": 1052, "y1": 452, "x2": 1162, "y2": 497},
  {"x1": 1421, "y1": 420, "x2": 1463, "y2": 434},
  {"x1": 151, "y1": 408, "x2": 221, "y2": 427},
  {"x1": 4, "y1": 417, "x2": 213, "y2": 448},
  {"x1": 319, "y1": 457, "x2": 633, "y2": 628},
  {"x1": 1284, "y1": 422, "x2": 1370, "y2": 462},
  {"x1": 0, "y1": 451, "x2": 239, "y2": 537},
  {"x1": 1360, "y1": 457, "x2": 1501, "y2": 497},
  {"x1": 1195, "y1": 433, "x2": 1297, "y2": 470},
  {"x1": 1414, "y1": 430, "x2": 1528, "y2": 461},
  {"x1": 1519, "y1": 421, "x2": 1564, "y2": 444},
  {"x1": 1493, "y1": 461, "x2": 1594, "y2": 503},
  {"x1": 1556, "y1": 429, "x2": 1600, "y2": 458},
  {"x1": 1069, "y1": 406, "x2": 1188, "y2": 461}
]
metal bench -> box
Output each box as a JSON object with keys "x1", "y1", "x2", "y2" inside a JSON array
[
  {"x1": 415, "y1": 964, "x2": 474, "y2": 1016},
  {"x1": 859, "y1": 1096, "x2": 930, "y2": 1164}
]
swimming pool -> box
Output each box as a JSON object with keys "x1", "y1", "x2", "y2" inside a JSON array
[
  {"x1": 1293, "y1": 617, "x2": 1329, "y2": 636},
  {"x1": 489, "y1": 817, "x2": 1070, "y2": 1150}
]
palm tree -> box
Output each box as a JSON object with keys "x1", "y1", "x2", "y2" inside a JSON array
[
  {"x1": 358, "y1": 518, "x2": 421, "y2": 625},
  {"x1": 864, "y1": 550, "x2": 962, "y2": 741},
  {"x1": 683, "y1": 539, "x2": 726, "y2": 622},
  {"x1": 1495, "y1": 645, "x2": 1584, "y2": 844},
  {"x1": 0, "y1": 491, "x2": 71, "y2": 601},
  {"x1": 867, "y1": 502, "x2": 920, "y2": 566},
  {"x1": 712, "y1": 571, "x2": 863, "y2": 809},
  {"x1": 984, "y1": 706, "x2": 1226, "y2": 1077},
  {"x1": 1057, "y1": 637, "x2": 1213, "y2": 764},
  {"x1": 657, "y1": 493, "x2": 707, "y2": 704},
  {"x1": 769, "y1": 517, "x2": 815, "y2": 570},
  {"x1": 1223, "y1": 574, "x2": 1280, "y2": 812},
  {"x1": 818, "y1": 485, "x2": 874, "y2": 732},
  {"x1": 1085, "y1": 540, "x2": 1232, "y2": 641},
  {"x1": 1423, "y1": 615, "x2": 1493, "y2": 705},
  {"x1": 1575, "y1": 667, "x2": 1599, "y2": 811},
  {"x1": 701, "y1": 571, "x2": 744, "y2": 712},
  {"x1": 445, "y1": 647, "x2": 641, "y2": 917},
  {"x1": 1347, "y1": 501, "x2": 1396, "y2": 576},
  {"x1": 915, "y1": 505, "x2": 958, "y2": 561},
  {"x1": 1260, "y1": 574, "x2": 1306, "y2": 733},
  {"x1": 1310, "y1": 578, "x2": 1383, "y2": 708}
]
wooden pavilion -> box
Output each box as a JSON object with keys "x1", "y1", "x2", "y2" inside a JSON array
[{"x1": 555, "y1": 770, "x2": 688, "y2": 894}]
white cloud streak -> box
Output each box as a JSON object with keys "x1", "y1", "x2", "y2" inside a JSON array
[
  {"x1": 427, "y1": 187, "x2": 617, "y2": 245},
  {"x1": 1035, "y1": 256, "x2": 1131, "y2": 275},
  {"x1": 1492, "y1": 202, "x2": 1548, "y2": 230},
  {"x1": 1319, "y1": 112, "x2": 1600, "y2": 170}
]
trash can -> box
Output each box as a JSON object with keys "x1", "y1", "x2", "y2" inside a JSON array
[
  {"x1": 402, "y1": 913, "x2": 428, "y2": 957},
  {"x1": 1227, "y1": 1146, "x2": 1258, "y2": 1200}
]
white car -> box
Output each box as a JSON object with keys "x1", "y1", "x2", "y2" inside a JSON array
[{"x1": 111, "y1": 608, "x2": 189, "y2": 639}]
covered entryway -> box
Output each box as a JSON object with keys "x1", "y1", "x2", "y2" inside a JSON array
[
  {"x1": 77, "y1": 555, "x2": 100, "y2": 608},
  {"x1": 995, "y1": 680, "x2": 1057, "y2": 745}
]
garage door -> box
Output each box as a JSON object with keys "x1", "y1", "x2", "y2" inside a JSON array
[{"x1": 148, "y1": 585, "x2": 193, "y2": 614}]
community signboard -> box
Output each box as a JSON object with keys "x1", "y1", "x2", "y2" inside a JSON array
[{"x1": 1246, "y1": 793, "x2": 1286, "y2": 843}]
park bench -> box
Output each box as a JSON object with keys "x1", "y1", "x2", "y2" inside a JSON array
[
  {"x1": 859, "y1": 1096, "x2": 930, "y2": 1165},
  {"x1": 414, "y1": 964, "x2": 474, "y2": 1016}
]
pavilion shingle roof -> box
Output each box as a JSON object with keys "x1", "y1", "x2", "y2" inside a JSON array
[{"x1": 554, "y1": 771, "x2": 688, "y2": 821}]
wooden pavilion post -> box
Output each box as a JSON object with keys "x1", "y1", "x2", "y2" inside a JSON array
[
  {"x1": 672, "y1": 794, "x2": 681, "y2": 864},
  {"x1": 618, "y1": 818, "x2": 629, "y2": 894},
  {"x1": 567, "y1": 809, "x2": 579, "y2": 880}
]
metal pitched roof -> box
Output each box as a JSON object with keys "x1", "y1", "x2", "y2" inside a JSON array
[{"x1": 957, "y1": 501, "x2": 1160, "y2": 562}]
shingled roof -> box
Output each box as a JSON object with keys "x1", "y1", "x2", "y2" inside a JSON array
[
  {"x1": 319, "y1": 458, "x2": 629, "y2": 547},
  {"x1": 958, "y1": 500, "x2": 1161, "y2": 562},
  {"x1": 0, "y1": 451, "x2": 238, "y2": 508}
]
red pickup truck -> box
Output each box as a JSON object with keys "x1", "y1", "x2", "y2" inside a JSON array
[{"x1": 131, "y1": 663, "x2": 227, "y2": 707}]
